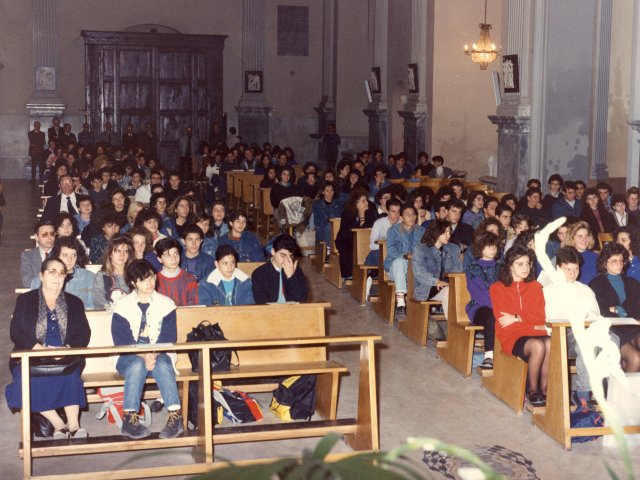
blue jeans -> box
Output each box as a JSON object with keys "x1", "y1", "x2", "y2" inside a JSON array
[
  {"x1": 388, "y1": 257, "x2": 408, "y2": 293},
  {"x1": 116, "y1": 353, "x2": 180, "y2": 411}
]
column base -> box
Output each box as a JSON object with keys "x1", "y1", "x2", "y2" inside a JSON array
[
  {"x1": 398, "y1": 109, "x2": 427, "y2": 165},
  {"x1": 488, "y1": 115, "x2": 530, "y2": 195},
  {"x1": 235, "y1": 104, "x2": 272, "y2": 146},
  {"x1": 363, "y1": 105, "x2": 389, "y2": 159}
]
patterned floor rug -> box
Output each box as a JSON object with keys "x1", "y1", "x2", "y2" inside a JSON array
[{"x1": 422, "y1": 444, "x2": 540, "y2": 479}]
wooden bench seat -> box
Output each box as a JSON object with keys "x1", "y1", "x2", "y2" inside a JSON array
[
  {"x1": 436, "y1": 273, "x2": 483, "y2": 376},
  {"x1": 12, "y1": 303, "x2": 381, "y2": 479},
  {"x1": 481, "y1": 336, "x2": 528, "y2": 414},
  {"x1": 323, "y1": 217, "x2": 343, "y2": 288}
]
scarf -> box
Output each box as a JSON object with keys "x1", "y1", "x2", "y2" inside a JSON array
[{"x1": 36, "y1": 288, "x2": 68, "y2": 345}]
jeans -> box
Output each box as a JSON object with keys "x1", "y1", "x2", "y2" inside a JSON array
[
  {"x1": 388, "y1": 257, "x2": 408, "y2": 293},
  {"x1": 116, "y1": 353, "x2": 180, "y2": 411}
]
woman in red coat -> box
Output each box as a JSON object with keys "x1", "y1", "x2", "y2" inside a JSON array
[{"x1": 489, "y1": 245, "x2": 550, "y2": 407}]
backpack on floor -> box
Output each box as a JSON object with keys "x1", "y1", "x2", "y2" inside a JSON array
[
  {"x1": 96, "y1": 386, "x2": 151, "y2": 429},
  {"x1": 269, "y1": 375, "x2": 316, "y2": 421},
  {"x1": 213, "y1": 385, "x2": 263, "y2": 424},
  {"x1": 187, "y1": 381, "x2": 224, "y2": 430}
]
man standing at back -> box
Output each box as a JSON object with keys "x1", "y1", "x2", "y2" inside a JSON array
[
  {"x1": 179, "y1": 126, "x2": 199, "y2": 180},
  {"x1": 28, "y1": 121, "x2": 46, "y2": 183}
]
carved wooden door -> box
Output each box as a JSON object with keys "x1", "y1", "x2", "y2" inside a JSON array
[{"x1": 83, "y1": 31, "x2": 226, "y2": 168}]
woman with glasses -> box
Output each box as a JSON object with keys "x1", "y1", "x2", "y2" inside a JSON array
[
  {"x1": 588, "y1": 243, "x2": 640, "y2": 372},
  {"x1": 489, "y1": 245, "x2": 550, "y2": 407},
  {"x1": 6, "y1": 257, "x2": 91, "y2": 439}
]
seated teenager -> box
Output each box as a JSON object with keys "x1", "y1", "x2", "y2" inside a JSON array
[
  {"x1": 74, "y1": 194, "x2": 93, "y2": 235},
  {"x1": 164, "y1": 196, "x2": 194, "y2": 239},
  {"x1": 446, "y1": 199, "x2": 474, "y2": 251},
  {"x1": 426, "y1": 155, "x2": 453, "y2": 179},
  {"x1": 463, "y1": 217, "x2": 504, "y2": 269},
  {"x1": 270, "y1": 166, "x2": 297, "y2": 209},
  {"x1": 155, "y1": 237, "x2": 199, "y2": 306},
  {"x1": 367, "y1": 165, "x2": 390, "y2": 201},
  {"x1": 504, "y1": 213, "x2": 530, "y2": 252},
  {"x1": 462, "y1": 191, "x2": 486, "y2": 229},
  {"x1": 580, "y1": 187, "x2": 616, "y2": 237},
  {"x1": 218, "y1": 210, "x2": 265, "y2": 262},
  {"x1": 465, "y1": 231, "x2": 501, "y2": 369},
  {"x1": 490, "y1": 245, "x2": 550, "y2": 407},
  {"x1": 542, "y1": 245, "x2": 611, "y2": 410},
  {"x1": 260, "y1": 165, "x2": 278, "y2": 189},
  {"x1": 563, "y1": 221, "x2": 598, "y2": 285},
  {"x1": 180, "y1": 224, "x2": 215, "y2": 282},
  {"x1": 127, "y1": 225, "x2": 162, "y2": 272},
  {"x1": 210, "y1": 201, "x2": 229, "y2": 240},
  {"x1": 335, "y1": 188, "x2": 377, "y2": 280},
  {"x1": 411, "y1": 219, "x2": 463, "y2": 329},
  {"x1": 615, "y1": 227, "x2": 640, "y2": 283},
  {"x1": 31, "y1": 237, "x2": 95, "y2": 310},
  {"x1": 133, "y1": 208, "x2": 166, "y2": 245},
  {"x1": 588, "y1": 243, "x2": 640, "y2": 372},
  {"x1": 384, "y1": 205, "x2": 425, "y2": 320},
  {"x1": 365, "y1": 198, "x2": 401, "y2": 266},
  {"x1": 89, "y1": 213, "x2": 121, "y2": 264},
  {"x1": 312, "y1": 182, "x2": 343, "y2": 251},
  {"x1": 92, "y1": 235, "x2": 133, "y2": 309},
  {"x1": 54, "y1": 211, "x2": 80, "y2": 240},
  {"x1": 198, "y1": 244, "x2": 255, "y2": 306},
  {"x1": 251, "y1": 234, "x2": 308, "y2": 304},
  {"x1": 111, "y1": 260, "x2": 183, "y2": 439}
]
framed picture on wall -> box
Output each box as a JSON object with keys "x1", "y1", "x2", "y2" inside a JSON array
[
  {"x1": 36, "y1": 66, "x2": 56, "y2": 91},
  {"x1": 502, "y1": 55, "x2": 519, "y2": 93},
  {"x1": 408, "y1": 63, "x2": 419, "y2": 93},
  {"x1": 370, "y1": 67, "x2": 381, "y2": 94},
  {"x1": 245, "y1": 70, "x2": 263, "y2": 93}
]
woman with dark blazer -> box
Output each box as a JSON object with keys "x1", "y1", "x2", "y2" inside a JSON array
[
  {"x1": 580, "y1": 187, "x2": 616, "y2": 238},
  {"x1": 6, "y1": 257, "x2": 91, "y2": 439},
  {"x1": 335, "y1": 187, "x2": 377, "y2": 280},
  {"x1": 588, "y1": 243, "x2": 640, "y2": 372}
]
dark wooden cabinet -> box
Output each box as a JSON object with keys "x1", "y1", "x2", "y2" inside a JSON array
[{"x1": 82, "y1": 31, "x2": 226, "y2": 167}]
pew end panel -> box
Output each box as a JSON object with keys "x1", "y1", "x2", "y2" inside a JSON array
[
  {"x1": 481, "y1": 336, "x2": 528, "y2": 415},
  {"x1": 372, "y1": 240, "x2": 395, "y2": 324},
  {"x1": 347, "y1": 228, "x2": 375, "y2": 305}
]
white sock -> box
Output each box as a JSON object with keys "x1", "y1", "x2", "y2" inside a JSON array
[
  {"x1": 396, "y1": 293, "x2": 406, "y2": 307},
  {"x1": 484, "y1": 351, "x2": 494, "y2": 360}
]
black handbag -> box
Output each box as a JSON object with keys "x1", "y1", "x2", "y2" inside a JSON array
[
  {"x1": 29, "y1": 356, "x2": 85, "y2": 377},
  {"x1": 186, "y1": 321, "x2": 237, "y2": 372}
]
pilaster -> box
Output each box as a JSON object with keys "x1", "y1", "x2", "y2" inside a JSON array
[{"x1": 488, "y1": 115, "x2": 530, "y2": 195}]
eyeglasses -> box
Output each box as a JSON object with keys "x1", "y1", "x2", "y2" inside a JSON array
[
  {"x1": 607, "y1": 258, "x2": 625, "y2": 265},
  {"x1": 39, "y1": 231, "x2": 56, "y2": 238}
]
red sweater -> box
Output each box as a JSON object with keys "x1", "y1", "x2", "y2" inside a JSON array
[
  {"x1": 156, "y1": 270, "x2": 199, "y2": 306},
  {"x1": 489, "y1": 280, "x2": 547, "y2": 355}
]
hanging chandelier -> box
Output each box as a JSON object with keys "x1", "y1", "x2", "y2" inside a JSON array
[{"x1": 464, "y1": 0, "x2": 499, "y2": 70}]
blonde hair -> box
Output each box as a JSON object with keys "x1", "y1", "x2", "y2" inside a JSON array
[
  {"x1": 127, "y1": 201, "x2": 144, "y2": 224},
  {"x1": 562, "y1": 221, "x2": 595, "y2": 250}
]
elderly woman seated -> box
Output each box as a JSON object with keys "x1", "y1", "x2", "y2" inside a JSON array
[{"x1": 6, "y1": 257, "x2": 91, "y2": 439}]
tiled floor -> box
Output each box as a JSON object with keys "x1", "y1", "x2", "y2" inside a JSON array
[{"x1": 0, "y1": 179, "x2": 638, "y2": 479}]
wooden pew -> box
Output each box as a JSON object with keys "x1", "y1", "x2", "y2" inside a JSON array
[
  {"x1": 372, "y1": 240, "x2": 395, "y2": 325},
  {"x1": 420, "y1": 178, "x2": 445, "y2": 191},
  {"x1": 14, "y1": 331, "x2": 381, "y2": 480},
  {"x1": 233, "y1": 171, "x2": 245, "y2": 210},
  {"x1": 237, "y1": 261, "x2": 264, "y2": 277},
  {"x1": 436, "y1": 273, "x2": 483, "y2": 376},
  {"x1": 225, "y1": 170, "x2": 235, "y2": 206},
  {"x1": 323, "y1": 218, "x2": 343, "y2": 288},
  {"x1": 260, "y1": 188, "x2": 274, "y2": 238},
  {"x1": 481, "y1": 335, "x2": 528, "y2": 414},
  {"x1": 532, "y1": 319, "x2": 640, "y2": 449},
  {"x1": 400, "y1": 255, "x2": 442, "y2": 346},
  {"x1": 347, "y1": 228, "x2": 376, "y2": 304}
]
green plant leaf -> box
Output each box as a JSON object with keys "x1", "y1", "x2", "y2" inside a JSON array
[
  {"x1": 191, "y1": 458, "x2": 294, "y2": 480},
  {"x1": 311, "y1": 433, "x2": 343, "y2": 460},
  {"x1": 328, "y1": 457, "x2": 412, "y2": 480},
  {"x1": 603, "y1": 459, "x2": 621, "y2": 480}
]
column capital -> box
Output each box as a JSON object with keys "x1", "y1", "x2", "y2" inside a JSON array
[
  {"x1": 488, "y1": 115, "x2": 530, "y2": 135},
  {"x1": 628, "y1": 120, "x2": 640, "y2": 133},
  {"x1": 235, "y1": 105, "x2": 272, "y2": 118}
]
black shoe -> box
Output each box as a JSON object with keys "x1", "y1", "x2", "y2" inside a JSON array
[
  {"x1": 479, "y1": 357, "x2": 494, "y2": 370},
  {"x1": 159, "y1": 409, "x2": 184, "y2": 439},
  {"x1": 121, "y1": 411, "x2": 151, "y2": 439},
  {"x1": 527, "y1": 391, "x2": 546, "y2": 407},
  {"x1": 571, "y1": 391, "x2": 597, "y2": 412},
  {"x1": 150, "y1": 400, "x2": 165, "y2": 413},
  {"x1": 395, "y1": 306, "x2": 406, "y2": 321}
]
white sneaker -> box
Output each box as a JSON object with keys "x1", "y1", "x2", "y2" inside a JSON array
[{"x1": 366, "y1": 276, "x2": 373, "y2": 300}]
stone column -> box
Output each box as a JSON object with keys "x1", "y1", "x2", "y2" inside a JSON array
[
  {"x1": 490, "y1": 0, "x2": 533, "y2": 194},
  {"x1": 627, "y1": 1, "x2": 640, "y2": 188},
  {"x1": 488, "y1": 115, "x2": 530, "y2": 194},
  {"x1": 235, "y1": 0, "x2": 272, "y2": 145},
  {"x1": 363, "y1": 0, "x2": 389, "y2": 157},
  {"x1": 591, "y1": 0, "x2": 612, "y2": 179},
  {"x1": 398, "y1": 0, "x2": 434, "y2": 164},
  {"x1": 314, "y1": 0, "x2": 338, "y2": 165},
  {"x1": 26, "y1": 0, "x2": 66, "y2": 118}
]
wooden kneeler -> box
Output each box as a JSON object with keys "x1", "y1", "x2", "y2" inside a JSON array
[
  {"x1": 399, "y1": 256, "x2": 441, "y2": 346},
  {"x1": 481, "y1": 336, "x2": 528, "y2": 414},
  {"x1": 436, "y1": 273, "x2": 483, "y2": 376},
  {"x1": 372, "y1": 241, "x2": 395, "y2": 325}
]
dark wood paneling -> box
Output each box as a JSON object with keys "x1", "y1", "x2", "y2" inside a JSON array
[{"x1": 83, "y1": 30, "x2": 226, "y2": 167}]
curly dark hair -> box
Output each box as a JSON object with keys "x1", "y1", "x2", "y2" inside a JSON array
[
  {"x1": 421, "y1": 219, "x2": 451, "y2": 247},
  {"x1": 471, "y1": 231, "x2": 501, "y2": 260},
  {"x1": 596, "y1": 242, "x2": 629, "y2": 274},
  {"x1": 614, "y1": 226, "x2": 640, "y2": 257},
  {"x1": 498, "y1": 245, "x2": 537, "y2": 286},
  {"x1": 50, "y1": 236, "x2": 89, "y2": 268}
]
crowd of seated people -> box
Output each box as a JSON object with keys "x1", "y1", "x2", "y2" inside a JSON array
[{"x1": 14, "y1": 120, "x2": 640, "y2": 437}]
